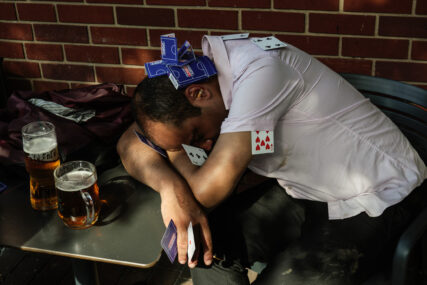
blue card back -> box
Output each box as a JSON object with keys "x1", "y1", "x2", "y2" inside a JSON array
[
  {"x1": 161, "y1": 219, "x2": 178, "y2": 263},
  {"x1": 161, "y1": 35, "x2": 178, "y2": 64},
  {"x1": 134, "y1": 130, "x2": 167, "y2": 158},
  {"x1": 144, "y1": 60, "x2": 168, "y2": 78}
]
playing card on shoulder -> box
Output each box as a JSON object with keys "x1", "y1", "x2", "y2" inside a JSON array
[
  {"x1": 251, "y1": 36, "x2": 287, "y2": 51},
  {"x1": 161, "y1": 219, "x2": 178, "y2": 263},
  {"x1": 221, "y1": 33, "x2": 250, "y2": 41},
  {"x1": 251, "y1": 130, "x2": 274, "y2": 155},
  {"x1": 182, "y1": 144, "x2": 208, "y2": 166}
]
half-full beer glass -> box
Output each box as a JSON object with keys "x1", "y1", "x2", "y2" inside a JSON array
[
  {"x1": 22, "y1": 121, "x2": 60, "y2": 211},
  {"x1": 54, "y1": 161, "x2": 101, "y2": 229}
]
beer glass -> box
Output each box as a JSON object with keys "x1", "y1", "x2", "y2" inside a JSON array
[
  {"x1": 54, "y1": 161, "x2": 101, "y2": 229},
  {"x1": 22, "y1": 121, "x2": 60, "y2": 211}
]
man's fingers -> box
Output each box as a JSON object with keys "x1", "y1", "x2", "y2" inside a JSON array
[
  {"x1": 177, "y1": 227, "x2": 188, "y2": 265},
  {"x1": 200, "y1": 222, "x2": 213, "y2": 266}
]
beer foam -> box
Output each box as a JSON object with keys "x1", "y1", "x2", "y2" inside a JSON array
[
  {"x1": 56, "y1": 170, "x2": 97, "y2": 192},
  {"x1": 23, "y1": 137, "x2": 57, "y2": 154}
]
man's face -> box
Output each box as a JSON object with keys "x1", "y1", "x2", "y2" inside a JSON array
[{"x1": 144, "y1": 110, "x2": 223, "y2": 152}]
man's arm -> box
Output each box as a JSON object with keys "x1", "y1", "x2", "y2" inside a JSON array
[
  {"x1": 117, "y1": 122, "x2": 212, "y2": 267},
  {"x1": 168, "y1": 131, "x2": 253, "y2": 209}
]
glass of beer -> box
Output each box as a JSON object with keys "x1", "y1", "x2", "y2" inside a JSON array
[
  {"x1": 22, "y1": 121, "x2": 60, "y2": 211},
  {"x1": 54, "y1": 161, "x2": 101, "y2": 229}
]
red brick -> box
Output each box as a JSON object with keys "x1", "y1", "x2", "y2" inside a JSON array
[
  {"x1": 33, "y1": 80, "x2": 70, "y2": 92},
  {"x1": 117, "y1": 7, "x2": 174, "y2": 27},
  {"x1": 208, "y1": 0, "x2": 270, "y2": 8},
  {"x1": 342, "y1": 38, "x2": 409, "y2": 59},
  {"x1": 417, "y1": 0, "x2": 427, "y2": 14},
  {"x1": 0, "y1": 3, "x2": 17, "y2": 20},
  {"x1": 71, "y1": 82, "x2": 97, "y2": 88},
  {"x1": 91, "y1": 27, "x2": 147, "y2": 46},
  {"x1": 0, "y1": 42, "x2": 24, "y2": 59},
  {"x1": 96, "y1": 66, "x2": 146, "y2": 85},
  {"x1": 122, "y1": 48, "x2": 161, "y2": 65},
  {"x1": 148, "y1": 0, "x2": 205, "y2": 5},
  {"x1": 30, "y1": 0, "x2": 82, "y2": 2},
  {"x1": 178, "y1": 9, "x2": 238, "y2": 29},
  {"x1": 379, "y1": 17, "x2": 427, "y2": 39},
  {"x1": 317, "y1": 58, "x2": 372, "y2": 74},
  {"x1": 4, "y1": 61, "x2": 41, "y2": 78},
  {"x1": 310, "y1": 14, "x2": 375, "y2": 35},
  {"x1": 42, "y1": 64, "x2": 95, "y2": 81},
  {"x1": 26, "y1": 43, "x2": 63, "y2": 61},
  {"x1": 58, "y1": 5, "x2": 114, "y2": 24},
  {"x1": 275, "y1": 0, "x2": 338, "y2": 11},
  {"x1": 375, "y1": 61, "x2": 427, "y2": 82},
  {"x1": 412, "y1": 41, "x2": 427, "y2": 60},
  {"x1": 6, "y1": 78, "x2": 32, "y2": 94},
  {"x1": 87, "y1": 0, "x2": 142, "y2": 3},
  {"x1": 242, "y1": 11, "x2": 304, "y2": 32},
  {"x1": 17, "y1": 3, "x2": 56, "y2": 22},
  {"x1": 65, "y1": 45, "x2": 119, "y2": 64},
  {"x1": 344, "y1": 0, "x2": 412, "y2": 13},
  {"x1": 34, "y1": 24, "x2": 88, "y2": 43},
  {"x1": 275, "y1": 35, "x2": 339, "y2": 55},
  {"x1": 0, "y1": 23, "x2": 33, "y2": 40},
  {"x1": 149, "y1": 29, "x2": 207, "y2": 48}
]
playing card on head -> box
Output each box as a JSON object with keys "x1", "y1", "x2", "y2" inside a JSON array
[
  {"x1": 187, "y1": 222, "x2": 196, "y2": 261},
  {"x1": 251, "y1": 36, "x2": 287, "y2": 51},
  {"x1": 251, "y1": 131, "x2": 274, "y2": 155},
  {"x1": 182, "y1": 144, "x2": 208, "y2": 166},
  {"x1": 134, "y1": 130, "x2": 167, "y2": 158},
  {"x1": 161, "y1": 220, "x2": 178, "y2": 263}
]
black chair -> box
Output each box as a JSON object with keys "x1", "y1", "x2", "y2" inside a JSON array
[{"x1": 341, "y1": 73, "x2": 427, "y2": 285}]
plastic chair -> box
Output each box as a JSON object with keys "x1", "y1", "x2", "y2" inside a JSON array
[{"x1": 341, "y1": 73, "x2": 427, "y2": 285}]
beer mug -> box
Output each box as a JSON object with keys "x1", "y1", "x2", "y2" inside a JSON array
[
  {"x1": 54, "y1": 161, "x2": 101, "y2": 229},
  {"x1": 22, "y1": 121, "x2": 60, "y2": 211}
]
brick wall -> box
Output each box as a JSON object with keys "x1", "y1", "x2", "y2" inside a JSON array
[{"x1": 0, "y1": 0, "x2": 426, "y2": 95}]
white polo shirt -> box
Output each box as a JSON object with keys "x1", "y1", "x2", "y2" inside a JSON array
[{"x1": 202, "y1": 35, "x2": 427, "y2": 220}]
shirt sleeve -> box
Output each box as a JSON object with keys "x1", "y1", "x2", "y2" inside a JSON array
[{"x1": 221, "y1": 56, "x2": 305, "y2": 133}]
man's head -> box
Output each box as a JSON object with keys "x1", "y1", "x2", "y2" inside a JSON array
[{"x1": 132, "y1": 75, "x2": 227, "y2": 151}]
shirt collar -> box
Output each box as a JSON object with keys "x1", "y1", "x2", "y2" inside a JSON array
[{"x1": 202, "y1": 35, "x2": 233, "y2": 110}]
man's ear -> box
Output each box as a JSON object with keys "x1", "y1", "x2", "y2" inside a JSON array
[{"x1": 185, "y1": 84, "x2": 211, "y2": 104}]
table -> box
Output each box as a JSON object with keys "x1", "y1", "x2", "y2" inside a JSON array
[{"x1": 0, "y1": 164, "x2": 165, "y2": 284}]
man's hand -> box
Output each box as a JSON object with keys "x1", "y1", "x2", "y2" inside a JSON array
[
  {"x1": 160, "y1": 183, "x2": 212, "y2": 268},
  {"x1": 117, "y1": 122, "x2": 213, "y2": 268}
]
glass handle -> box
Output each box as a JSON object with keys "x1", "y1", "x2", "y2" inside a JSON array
[{"x1": 81, "y1": 191, "x2": 95, "y2": 226}]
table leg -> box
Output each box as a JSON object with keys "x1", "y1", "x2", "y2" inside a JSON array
[{"x1": 72, "y1": 259, "x2": 99, "y2": 285}]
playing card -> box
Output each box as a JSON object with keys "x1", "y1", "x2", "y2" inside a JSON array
[
  {"x1": 161, "y1": 219, "x2": 178, "y2": 263},
  {"x1": 182, "y1": 144, "x2": 208, "y2": 166},
  {"x1": 177, "y1": 41, "x2": 196, "y2": 65},
  {"x1": 221, "y1": 33, "x2": 250, "y2": 41},
  {"x1": 167, "y1": 56, "x2": 217, "y2": 89},
  {"x1": 251, "y1": 130, "x2": 274, "y2": 155},
  {"x1": 144, "y1": 60, "x2": 168, "y2": 78},
  {"x1": 187, "y1": 222, "x2": 196, "y2": 261},
  {"x1": 0, "y1": 182, "x2": 7, "y2": 193},
  {"x1": 161, "y1": 34, "x2": 178, "y2": 64},
  {"x1": 134, "y1": 130, "x2": 167, "y2": 158},
  {"x1": 251, "y1": 36, "x2": 287, "y2": 51}
]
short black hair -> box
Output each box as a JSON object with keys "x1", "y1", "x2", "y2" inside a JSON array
[{"x1": 131, "y1": 76, "x2": 202, "y2": 133}]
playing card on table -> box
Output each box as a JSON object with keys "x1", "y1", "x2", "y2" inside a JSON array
[
  {"x1": 187, "y1": 222, "x2": 196, "y2": 261},
  {"x1": 251, "y1": 131, "x2": 274, "y2": 155},
  {"x1": 251, "y1": 36, "x2": 287, "y2": 51},
  {"x1": 182, "y1": 144, "x2": 208, "y2": 166},
  {"x1": 134, "y1": 130, "x2": 167, "y2": 158},
  {"x1": 161, "y1": 219, "x2": 178, "y2": 263},
  {"x1": 221, "y1": 33, "x2": 250, "y2": 41}
]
